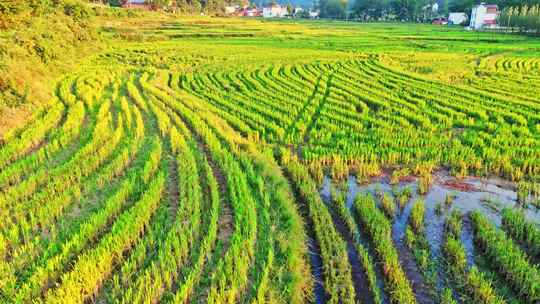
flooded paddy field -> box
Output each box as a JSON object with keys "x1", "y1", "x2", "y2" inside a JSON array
[{"x1": 318, "y1": 171, "x2": 540, "y2": 304}]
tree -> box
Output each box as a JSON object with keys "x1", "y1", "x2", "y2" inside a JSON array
[
  {"x1": 391, "y1": 0, "x2": 416, "y2": 20},
  {"x1": 500, "y1": 4, "x2": 540, "y2": 34},
  {"x1": 287, "y1": 2, "x2": 294, "y2": 16},
  {"x1": 319, "y1": 0, "x2": 347, "y2": 18},
  {"x1": 147, "y1": 0, "x2": 173, "y2": 8},
  {"x1": 107, "y1": 0, "x2": 124, "y2": 6},
  {"x1": 440, "y1": 0, "x2": 448, "y2": 15},
  {"x1": 448, "y1": 0, "x2": 474, "y2": 13},
  {"x1": 352, "y1": 0, "x2": 390, "y2": 20}
]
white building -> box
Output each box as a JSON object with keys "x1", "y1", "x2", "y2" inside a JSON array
[
  {"x1": 432, "y1": 2, "x2": 439, "y2": 13},
  {"x1": 309, "y1": 10, "x2": 319, "y2": 18},
  {"x1": 263, "y1": 4, "x2": 288, "y2": 18},
  {"x1": 245, "y1": 8, "x2": 262, "y2": 17},
  {"x1": 449, "y1": 12, "x2": 467, "y2": 25},
  {"x1": 470, "y1": 4, "x2": 498, "y2": 29},
  {"x1": 225, "y1": 5, "x2": 238, "y2": 14}
]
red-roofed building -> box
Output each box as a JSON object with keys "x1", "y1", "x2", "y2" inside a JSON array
[
  {"x1": 244, "y1": 7, "x2": 262, "y2": 17},
  {"x1": 263, "y1": 4, "x2": 287, "y2": 18}
]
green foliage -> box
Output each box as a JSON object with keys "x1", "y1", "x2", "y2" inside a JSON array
[
  {"x1": 380, "y1": 192, "x2": 396, "y2": 218},
  {"x1": 443, "y1": 212, "x2": 507, "y2": 304},
  {"x1": 284, "y1": 154, "x2": 356, "y2": 303},
  {"x1": 472, "y1": 211, "x2": 540, "y2": 302},
  {"x1": 354, "y1": 193, "x2": 416, "y2": 304},
  {"x1": 410, "y1": 199, "x2": 425, "y2": 233},
  {"x1": 63, "y1": 0, "x2": 93, "y2": 22},
  {"x1": 501, "y1": 208, "x2": 540, "y2": 262},
  {"x1": 352, "y1": 0, "x2": 540, "y2": 21},
  {"x1": 330, "y1": 189, "x2": 383, "y2": 304},
  {"x1": 405, "y1": 197, "x2": 437, "y2": 293},
  {"x1": 0, "y1": 0, "x2": 96, "y2": 126},
  {"x1": 319, "y1": 0, "x2": 348, "y2": 18},
  {"x1": 500, "y1": 5, "x2": 540, "y2": 34}
]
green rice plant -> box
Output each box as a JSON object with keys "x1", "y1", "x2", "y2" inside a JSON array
[
  {"x1": 284, "y1": 156, "x2": 356, "y2": 304},
  {"x1": 471, "y1": 211, "x2": 540, "y2": 303},
  {"x1": 443, "y1": 215, "x2": 506, "y2": 304},
  {"x1": 410, "y1": 199, "x2": 425, "y2": 233},
  {"x1": 330, "y1": 186, "x2": 383, "y2": 304},
  {"x1": 380, "y1": 192, "x2": 396, "y2": 219},
  {"x1": 354, "y1": 193, "x2": 416, "y2": 304},
  {"x1": 44, "y1": 171, "x2": 166, "y2": 302},
  {"x1": 396, "y1": 187, "x2": 412, "y2": 210},
  {"x1": 417, "y1": 174, "x2": 432, "y2": 195},
  {"x1": 13, "y1": 133, "x2": 158, "y2": 302},
  {"x1": 405, "y1": 199, "x2": 437, "y2": 293},
  {"x1": 0, "y1": 101, "x2": 64, "y2": 170},
  {"x1": 445, "y1": 209, "x2": 462, "y2": 238},
  {"x1": 0, "y1": 101, "x2": 85, "y2": 189},
  {"x1": 440, "y1": 288, "x2": 457, "y2": 304},
  {"x1": 2, "y1": 15, "x2": 540, "y2": 303},
  {"x1": 390, "y1": 168, "x2": 410, "y2": 185},
  {"x1": 445, "y1": 193, "x2": 455, "y2": 207}
]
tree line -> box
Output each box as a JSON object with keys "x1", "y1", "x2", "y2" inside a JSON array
[
  {"x1": 92, "y1": 0, "x2": 240, "y2": 13},
  {"x1": 317, "y1": 0, "x2": 540, "y2": 21},
  {"x1": 1, "y1": 0, "x2": 92, "y2": 25},
  {"x1": 500, "y1": 5, "x2": 540, "y2": 34}
]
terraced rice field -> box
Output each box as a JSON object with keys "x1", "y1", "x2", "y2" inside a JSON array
[{"x1": 0, "y1": 19, "x2": 540, "y2": 304}]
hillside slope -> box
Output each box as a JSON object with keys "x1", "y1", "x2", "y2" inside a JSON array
[{"x1": 0, "y1": 1, "x2": 98, "y2": 136}]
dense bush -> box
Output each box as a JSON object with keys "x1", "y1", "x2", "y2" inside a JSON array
[{"x1": 0, "y1": 0, "x2": 96, "y2": 133}]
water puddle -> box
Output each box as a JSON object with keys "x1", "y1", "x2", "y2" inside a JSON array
[
  {"x1": 320, "y1": 171, "x2": 540, "y2": 303},
  {"x1": 307, "y1": 236, "x2": 327, "y2": 304},
  {"x1": 321, "y1": 175, "x2": 388, "y2": 304}
]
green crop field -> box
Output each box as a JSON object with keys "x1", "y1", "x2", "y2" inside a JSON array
[{"x1": 1, "y1": 12, "x2": 540, "y2": 304}]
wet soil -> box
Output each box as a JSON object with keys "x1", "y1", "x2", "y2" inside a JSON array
[
  {"x1": 392, "y1": 201, "x2": 435, "y2": 304},
  {"x1": 320, "y1": 170, "x2": 540, "y2": 303},
  {"x1": 307, "y1": 236, "x2": 327, "y2": 304},
  {"x1": 285, "y1": 170, "x2": 328, "y2": 304},
  {"x1": 323, "y1": 199, "x2": 376, "y2": 304}
]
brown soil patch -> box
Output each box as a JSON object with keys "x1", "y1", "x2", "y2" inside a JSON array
[{"x1": 442, "y1": 180, "x2": 478, "y2": 192}]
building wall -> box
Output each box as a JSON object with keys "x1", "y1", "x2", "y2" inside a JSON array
[
  {"x1": 263, "y1": 6, "x2": 287, "y2": 18},
  {"x1": 449, "y1": 13, "x2": 467, "y2": 25},
  {"x1": 122, "y1": 0, "x2": 152, "y2": 9},
  {"x1": 470, "y1": 5, "x2": 498, "y2": 29}
]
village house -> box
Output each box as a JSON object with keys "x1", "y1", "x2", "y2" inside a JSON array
[
  {"x1": 224, "y1": 5, "x2": 263, "y2": 17},
  {"x1": 262, "y1": 4, "x2": 288, "y2": 18},
  {"x1": 293, "y1": 6, "x2": 303, "y2": 17},
  {"x1": 244, "y1": 7, "x2": 263, "y2": 17},
  {"x1": 225, "y1": 5, "x2": 238, "y2": 15},
  {"x1": 122, "y1": 0, "x2": 152, "y2": 10},
  {"x1": 469, "y1": 3, "x2": 498, "y2": 29},
  {"x1": 448, "y1": 12, "x2": 467, "y2": 25},
  {"x1": 309, "y1": 9, "x2": 319, "y2": 18}
]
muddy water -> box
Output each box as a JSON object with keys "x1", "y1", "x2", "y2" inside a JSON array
[
  {"x1": 321, "y1": 173, "x2": 540, "y2": 254},
  {"x1": 307, "y1": 237, "x2": 326, "y2": 304},
  {"x1": 392, "y1": 198, "x2": 435, "y2": 304},
  {"x1": 321, "y1": 176, "x2": 389, "y2": 304},
  {"x1": 320, "y1": 172, "x2": 540, "y2": 302},
  {"x1": 327, "y1": 207, "x2": 375, "y2": 304}
]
